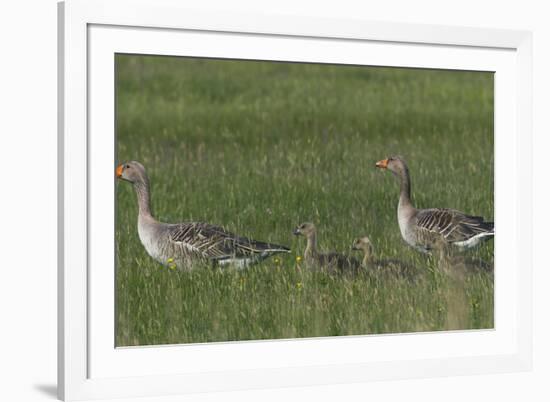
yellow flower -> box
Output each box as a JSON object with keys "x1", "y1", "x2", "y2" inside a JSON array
[
  {"x1": 274, "y1": 257, "x2": 281, "y2": 265},
  {"x1": 296, "y1": 256, "x2": 302, "y2": 263},
  {"x1": 169, "y1": 264, "x2": 176, "y2": 270},
  {"x1": 167, "y1": 258, "x2": 174, "y2": 263},
  {"x1": 296, "y1": 282, "x2": 303, "y2": 290}
]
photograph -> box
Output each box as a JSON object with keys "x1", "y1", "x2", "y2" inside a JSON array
[{"x1": 115, "y1": 54, "x2": 494, "y2": 347}]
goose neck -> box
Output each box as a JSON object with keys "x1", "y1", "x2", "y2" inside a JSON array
[
  {"x1": 398, "y1": 166, "x2": 413, "y2": 209},
  {"x1": 134, "y1": 179, "x2": 153, "y2": 219},
  {"x1": 362, "y1": 250, "x2": 374, "y2": 267},
  {"x1": 304, "y1": 233, "x2": 317, "y2": 260}
]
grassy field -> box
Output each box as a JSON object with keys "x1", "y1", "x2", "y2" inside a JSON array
[{"x1": 115, "y1": 55, "x2": 494, "y2": 347}]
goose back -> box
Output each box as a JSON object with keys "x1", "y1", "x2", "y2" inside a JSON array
[
  {"x1": 410, "y1": 208, "x2": 494, "y2": 252},
  {"x1": 311, "y1": 252, "x2": 361, "y2": 274},
  {"x1": 168, "y1": 222, "x2": 290, "y2": 265}
]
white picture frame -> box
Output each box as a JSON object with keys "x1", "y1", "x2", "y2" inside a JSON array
[{"x1": 58, "y1": 0, "x2": 533, "y2": 400}]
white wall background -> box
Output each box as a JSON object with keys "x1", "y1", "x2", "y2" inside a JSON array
[{"x1": 0, "y1": 1, "x2": 547, "y2": 401}]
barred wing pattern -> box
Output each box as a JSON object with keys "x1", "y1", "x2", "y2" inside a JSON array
[
  {"x1": 167, "y1": 222, "x2": 290, "y2": 264},
  {"x1": 414, "y1": 208, "x2": 494, "y2": 248}
]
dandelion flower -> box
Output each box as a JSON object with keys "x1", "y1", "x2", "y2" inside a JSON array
[
  {"x1": 296, "y1": 282, "x2": 303, "y2": 290},
  {"x1": 296, "y1": 256, "x2": 302, "y2": 263}
]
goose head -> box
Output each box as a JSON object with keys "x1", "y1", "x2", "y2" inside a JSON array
[
  {"x1": 116, "y1": 161, "x2": 148, "y2": 184},
  {"x1": 352, "y1": 236, "x2": 373, "y2": 253},
  {"x1": 352, "y1": 236, "x2": 374, "y2": 264},
  {"x1": 375, "y1": 156, "x2": 409, "y2": 179},
  {"x1": 293, "y1": 222, "x2": 316, "y2": 238}
]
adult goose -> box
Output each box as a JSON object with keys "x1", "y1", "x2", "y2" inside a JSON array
[
  {"x1": 351, "y1": 236, "x2": 417, "y2": 278},
  {"x1": 116, "y1": 161, "x2": 290, "y2": 269},
  {"x1": 375, "y1": 156, "x2": 494, "y2": 253},
  {"x1": 293, "y1": 222, "x2": 360, "y2": 273}
]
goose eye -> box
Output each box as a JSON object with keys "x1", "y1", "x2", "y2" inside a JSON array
[
  {"x1": 300, "y1": 224, "x2": 305, "y2": 229},
  {"x1": 125, "y1": 164, "x2": 130, "y2": 169}
]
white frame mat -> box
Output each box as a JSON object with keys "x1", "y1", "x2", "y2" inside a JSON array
[{"x1": 58, "y1": 0, "x2": 532, "y2": 400}]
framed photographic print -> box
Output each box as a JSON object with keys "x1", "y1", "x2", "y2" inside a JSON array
[{"x1": 58, "y1": 0, "x2": 533, "y2": 400}]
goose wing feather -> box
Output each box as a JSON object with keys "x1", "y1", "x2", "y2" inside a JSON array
[
  {"x1": 415, "y1": 208, "x2": 494, "y2": 243},
  {"x1": 168, "y1": 222, "x2": 290, "y2": 261}
]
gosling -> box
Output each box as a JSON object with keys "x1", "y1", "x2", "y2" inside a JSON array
[
  {"x1": 434, "y1": 239, "x2": 493, "y2": 279},
  {"x1": 293, "y1": 222, "x2": 360, "y2": 274},
  {"x1": 351, "y1": 236, "x2": 417, "y2": 279}
]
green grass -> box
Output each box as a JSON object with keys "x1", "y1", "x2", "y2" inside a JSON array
[{"x1": 115, "y1": 55, "x2": 494, "y2": 346}]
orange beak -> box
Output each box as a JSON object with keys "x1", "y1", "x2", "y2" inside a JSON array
[
  {"x1": 116, "y1": 164, "x2": 124, "y2": 178},
  {"x1": 375, "y1": 159, "x2": 389, "y2": 169}
]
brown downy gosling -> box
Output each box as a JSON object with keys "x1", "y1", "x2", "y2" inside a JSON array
[
  {"x1": 351, "y1": 236, "x2": 417, "y2": 279},
  {"x1": 293, "y1": 222, "x2": 360, "y2": 274},
  {"x1": 434, "y1": 240, "x2": 493, "y2": 279}
]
